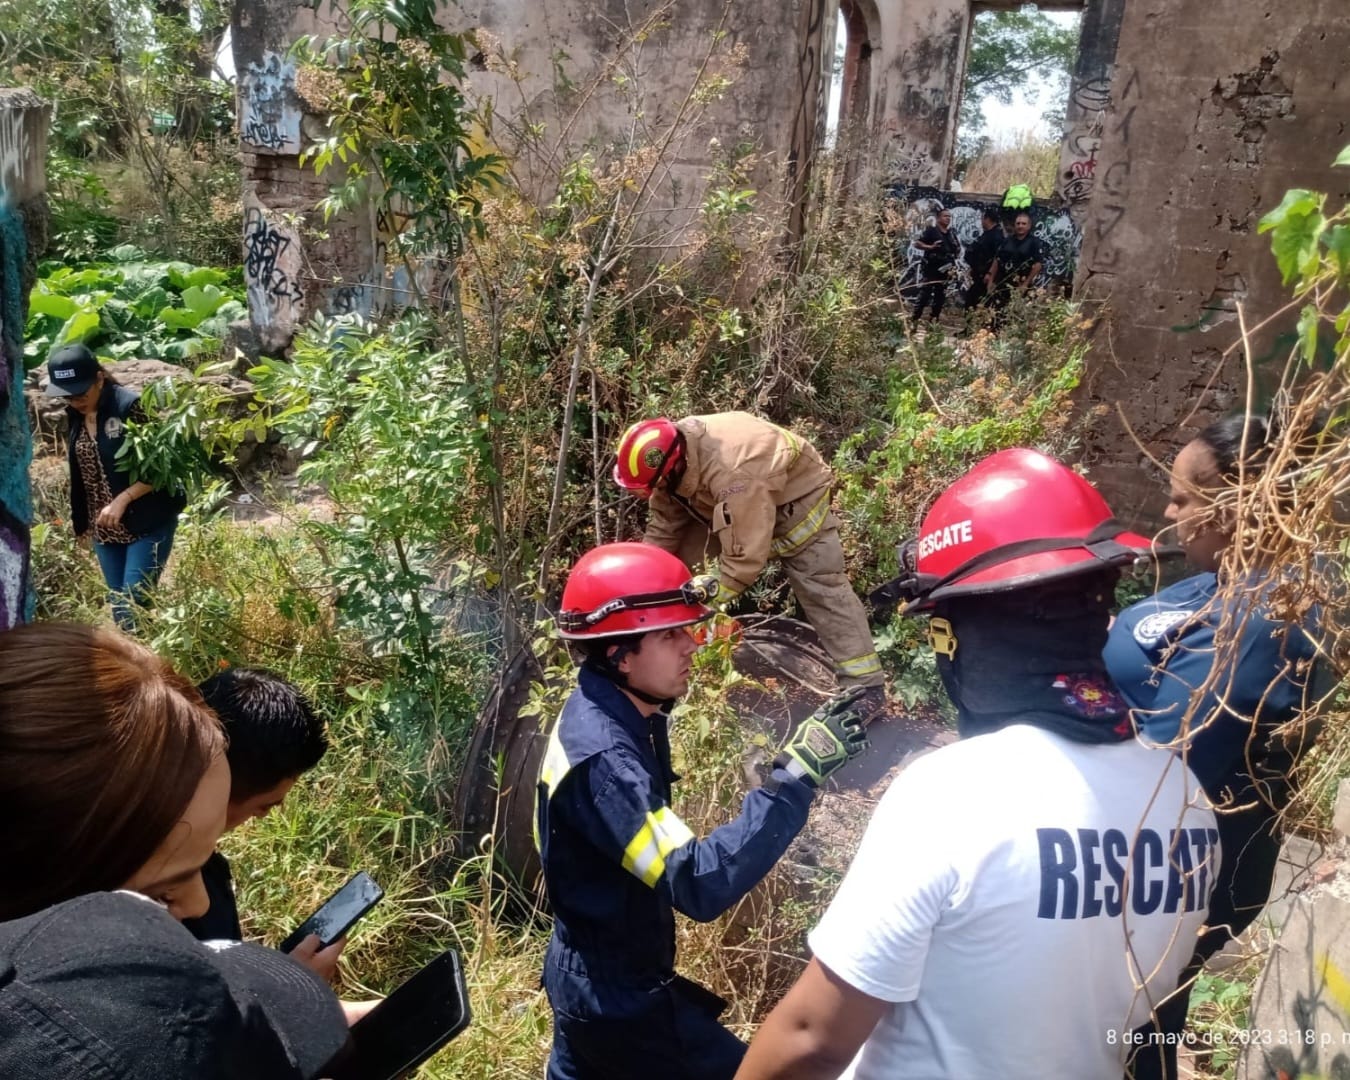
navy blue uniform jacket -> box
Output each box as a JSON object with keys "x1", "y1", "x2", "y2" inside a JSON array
[
  {"x1": 1104, "y1": 571, "x2": 1322, "y2": 801},
  {"x1": 536, "y1": 664, "x2": 815, "y2": 1021}
]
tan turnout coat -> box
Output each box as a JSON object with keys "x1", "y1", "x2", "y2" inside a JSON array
[{"x1": 644, "y1": 412, "x2": 834, "y2": 595}]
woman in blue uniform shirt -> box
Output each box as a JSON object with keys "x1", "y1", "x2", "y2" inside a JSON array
[{"x1": 1106, "y1": 414, "x2": 1325, "y2": 1079}]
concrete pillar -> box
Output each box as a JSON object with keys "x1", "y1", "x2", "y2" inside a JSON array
[
  {"x1": 786, "y1": 0, "x2": 841, "y2": 243},
  {"x1": 232, "y1": 0, "x2": 376, "y2": 354},
  {"x1": 0, "y1": 88, "x2": 49, "y2": 630},
  {"x1": 1055, "y1": 0, "x2": 1126, "y2": 223},
  {"x1": 873, "y1": 0, "x2": 970, "y2": 185},
  {"x1": 1073, "y1": 0, "x2": 1350, "y2": 523}
]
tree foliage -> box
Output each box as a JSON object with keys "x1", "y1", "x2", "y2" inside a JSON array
[
  {"x1": 0, "y1": 0, "x2": 238, "y2": 263},
  {"x1": 958, "y1": 9, "x2": 1079, "y2": 155}
]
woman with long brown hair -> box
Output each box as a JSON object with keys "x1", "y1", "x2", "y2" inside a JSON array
[
  {"x1": 0, "y1": 623, "x2": 359, "y2": 1076},
  {"x1": 0, "y1": 620, "x2": 229, "y2": 919}
]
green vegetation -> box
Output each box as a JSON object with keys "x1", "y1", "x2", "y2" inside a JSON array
[
  {"x1": 21, "y1": 4, "x2": 1348, "y2": 1076},
  {"x1": 24, "y1": 249, "x2": 245, "y2": 366},
  {"x1": 20, "y1": 7, "x2": 1105, "y2": 1073}
]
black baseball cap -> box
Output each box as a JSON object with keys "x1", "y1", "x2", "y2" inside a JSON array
[
  {"x1": 44, "y1": 343, "x2": 101, "y2": 397},
  {"x1": 0, "y1": 891, "x2": 351, "y2": 1079}
]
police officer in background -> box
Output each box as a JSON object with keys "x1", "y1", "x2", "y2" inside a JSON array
[
  {"x1": 963, "y1": 207, "x2": 1003, "y2": 312},
  {"x1": 613, "y1": 413, "x2": 886, "y2": 715},
  {"x1": 985, "y1": 211, "x2": 1046, "y2": 311},
  {"x1": 537, "y1": 542, "x2": 869, "y2": 1080},
  {"x1": 911, "y1": 207, "x2": 961, "y2": 323},
  {"x1": 735, "y1": 450, "x2": 1219, "y2": 1080}
]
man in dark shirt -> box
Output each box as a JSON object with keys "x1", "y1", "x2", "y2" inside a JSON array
[
  {"x1": 183, "y1": 667, "x2": 337, "y2": 978},
  {"x1": 963, "y1": 207, "x2": 1003, "y2": 311},
  {"x1": 985, "y1": 211, "x2": 1045, "y2": 311},
  {"x1": 911, "y1": 207, "x2": 961, "y2": 323}
]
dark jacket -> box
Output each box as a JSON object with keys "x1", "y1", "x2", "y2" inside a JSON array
[
  {"x1": 994, "y1": 233, "x2": 1046, "y2": 284},
  {"x1": 919, "y1": 224, "x2": 960, "y2": 274},
  {"x1": 67, "y1": 382, "x2": 185, "y2": 539},
  {"x1": 1104, "y1": 571, "x2": 1323, "y2": 801},
  {"x1": 537, "y1": 665, "x2": 814, "y2": 1021},
  {"x1": 967, "y1": 224, "x2": 1003, "y2": 279},
  {"x1": 182, "y1": 851, "x2": 244, "y2": 942}
]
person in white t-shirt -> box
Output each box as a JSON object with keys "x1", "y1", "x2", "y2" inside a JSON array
[{"x1": 735, "y1": 449, "x2": 1220, "y2": 1080}]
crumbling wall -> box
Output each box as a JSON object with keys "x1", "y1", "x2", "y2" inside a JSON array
[
  {"x1": 233, "y1": 0, "x2": 837, "y2": 349},
  {"x1": 0, "y1": 88, "x2": 48, "y2": 630},
  {"x1": 870, "y1": 0, "x2": 969, "y2": 186},
  {"x1": 1074, "y1": 0, "x2": 1350, "y2": 523},
  {"x1": 1056, "y1": 0, "x2": 1126, "y2": 224},
  {"x1": 232, "y1": 0, "x2": 377, "y2": 354}
]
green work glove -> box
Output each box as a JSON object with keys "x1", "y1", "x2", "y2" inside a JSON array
[{"x1": 775, "y1": 686, "x2": 870, "y2": 788}]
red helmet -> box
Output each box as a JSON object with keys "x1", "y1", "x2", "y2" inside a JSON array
[
  {"x1": 557, "y1": 542, "x2": 713, "y2": 639},
  {"x1": 900, "y1": 448, "x2": 1153, "y2": 611},
  {"x1": 613, "y1": 418, "x2": 683, "y2": 497}
]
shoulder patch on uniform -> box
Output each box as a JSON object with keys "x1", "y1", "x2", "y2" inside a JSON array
[{"x1": 1133, "y1": 610, "x2": 1191, "y2": 646}]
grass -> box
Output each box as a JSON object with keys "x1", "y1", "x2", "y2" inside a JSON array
[
  {"x1": 27, "y1": 469, "x2": 827, "y2": 1074},
  {"x1": 960, "y1": 129, "x2": 1061, "y2": 198}
]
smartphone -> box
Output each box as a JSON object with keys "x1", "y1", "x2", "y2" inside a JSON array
[
  {"x1": 327, "y1": 949, "x2": 473, "y2": 1080},
  {"x1": 278, "y1": 871, "x2": 383, "y2": 954}
]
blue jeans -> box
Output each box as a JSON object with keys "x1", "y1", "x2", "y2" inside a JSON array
[{"x1": 93, "y1": 521, "x2": 177, "y2": 631}]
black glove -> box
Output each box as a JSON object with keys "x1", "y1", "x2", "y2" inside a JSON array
[{"x1": 775, "y1": 687, "x2": 870, "y2": 787}]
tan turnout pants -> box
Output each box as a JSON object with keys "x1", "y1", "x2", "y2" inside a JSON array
[{"x1": 673, "y1": 503, "x2": 883, "y2": 690}]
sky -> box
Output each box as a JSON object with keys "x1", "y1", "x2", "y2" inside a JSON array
[
  {"x1": 978, "y1": 11, "x2": 1082, "y2": 145},
  {"x1": 825, "y1": 8, "x2": 1082, "y2": 146}
]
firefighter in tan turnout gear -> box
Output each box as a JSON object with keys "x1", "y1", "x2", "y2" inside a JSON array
[{"x1": 613, "y1": 412, "x2": 885, "y2": 708}]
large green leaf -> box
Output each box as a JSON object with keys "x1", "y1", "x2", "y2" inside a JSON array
[
  {"x1": 182, "y1": 284, "x2": 227, "y2": 318},
  {"x1": 28, "y1": 290, "x2": 78, "y2": 319},
  {"x1": 1296, "y1": 304, "x2": 1320, "y2": 365},
  {"x1": 53, "y1": 308, "x2": 101, "y2": 346},
  {"x1": 167, "y1": 266, "x2": 229, "y2": 290},
  {"x1": 1324, "y1": 223, "x2": 1350, "y2": 281},
  {"x1": 1259, "y1": 188, "x2": 1325, "y2": 285},
  {"x1": 158, "y1": 306, "x2": 204, "y2": 331}
]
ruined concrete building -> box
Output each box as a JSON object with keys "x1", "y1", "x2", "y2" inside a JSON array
[{"x1": 233, "y1": 0, "x2": 1350, "y2": 520}]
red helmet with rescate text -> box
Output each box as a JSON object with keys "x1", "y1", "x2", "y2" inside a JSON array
[{"x1": 899, "y1": 448, "x2": 1154, "y2": 611}]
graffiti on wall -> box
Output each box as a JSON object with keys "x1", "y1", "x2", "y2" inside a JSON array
[
  {"x1": 883, "y1": 122, "x2": 939, "y2": 185},
  {"x1": 0, "y1": 192, "x2": 34, "y2": 629},
  {"x1": 0, "y1": 110, "x2": 30, "y2": 209},
  {"x1": 0, "y1": 505, "x2": 28, "y2": 630},
  {"x1": 1083, "y1": 68, "x2": 1141, "y2": 274},
  {"x1": 241, "y1": 52, "x2": 302, "y2": 155},
  {"x1": 888, "y1": 184, "x2": 1081, "y2": 302},
  {"x1": 243, "y1": 204, "x2": 305, "y2": 334}
]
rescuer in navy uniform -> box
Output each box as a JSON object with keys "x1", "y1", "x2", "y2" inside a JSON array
[{"x1": 537, "y1": 542, "x2": 870, "y2": 1080}]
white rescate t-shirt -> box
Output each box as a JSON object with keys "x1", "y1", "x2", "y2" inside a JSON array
[{"x1": 809, "y1": 724, "x2": 1219, "y2": 1080}]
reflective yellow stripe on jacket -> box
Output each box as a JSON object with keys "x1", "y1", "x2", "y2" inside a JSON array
[
  {"x1": 622, "y1": 806, "x2": 695, "y2": 887},
  {"x1": 771, "y1": 422, "x2": 803, "y2": 469},
  {"x1": 771, "y1": 489, "x2": 832, "y2": 558},
  {"x1": 534, "y1": 718, "x2": 574, "y2": 853}
]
